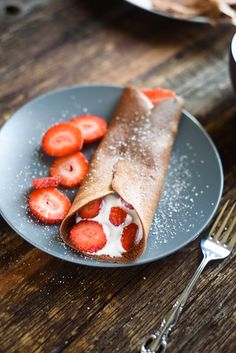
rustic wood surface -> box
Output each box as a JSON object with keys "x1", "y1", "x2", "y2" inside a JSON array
[{"x1": 0, "y1": 1, "x2": 236, "y2": 352}]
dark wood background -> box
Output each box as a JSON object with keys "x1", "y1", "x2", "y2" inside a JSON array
[{"x1": 0, "y1": 1, "x2": 236, "y2": 352}]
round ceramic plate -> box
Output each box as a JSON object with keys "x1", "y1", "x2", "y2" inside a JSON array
[
  {"x1": 0, "y1": 85, "x2": 223, "y2": 268},
  {"x1": 125, "y1": 0, "x2": 226, "y2": 24}
]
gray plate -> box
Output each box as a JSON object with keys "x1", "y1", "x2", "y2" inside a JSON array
[
  {"x1": 125, "y1": 0, "x2": 228, "y2": 24},
  {"x1": 0, "y1": 85, "x2": 223, "y2": 268}
]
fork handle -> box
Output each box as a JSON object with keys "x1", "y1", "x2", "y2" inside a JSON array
[{"x1": 141, "y1": 255, "x2": 210, "y2": 353}]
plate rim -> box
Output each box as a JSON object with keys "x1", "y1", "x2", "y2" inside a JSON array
[{"x1": 0, "y1": 84, "x2": 224, "y2": 268}]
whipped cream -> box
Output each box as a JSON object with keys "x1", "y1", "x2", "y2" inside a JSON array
[{"x1": 76, "y1": 193, "x2": 143, "y2": 257}]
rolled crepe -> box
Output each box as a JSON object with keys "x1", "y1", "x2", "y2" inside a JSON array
[{"x1": 60, "y1": 86, "x2": 184, "y2": 263}]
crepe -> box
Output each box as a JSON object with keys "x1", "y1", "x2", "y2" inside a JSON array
[
  {"x1": 60, "y1": 86, "x2": 184, "y2": 263},
  {"x1": 152, "y1": 0, "x2": 236, "y2": 24}
]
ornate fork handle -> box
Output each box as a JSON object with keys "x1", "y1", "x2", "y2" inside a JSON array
[{"x1": 141, "y1": 254, "x2": 211, "y2": 353}]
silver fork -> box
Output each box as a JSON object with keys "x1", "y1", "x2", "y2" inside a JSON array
[{"x1": 141, "y1": 200, "x2": 236, "y2": 353}]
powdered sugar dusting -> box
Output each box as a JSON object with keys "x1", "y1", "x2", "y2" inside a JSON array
[
  {"x1": 0, "y1": 87, "x2": 222, "y2": 264},
  {"x1": 148, "y1": 142, "x2": 209, "y2": 253}
]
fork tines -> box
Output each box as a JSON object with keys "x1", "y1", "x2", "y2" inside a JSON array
[{"x1": 209, "y1": 200, "x2": 236, "y2": 248}]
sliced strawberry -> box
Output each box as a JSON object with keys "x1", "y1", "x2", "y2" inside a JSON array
[
  {"x1": 121, "y1": 223, "x2": 138, "y2": 251},
  {"x1": 32, "y1": 176, "x2": 60, "y2": 189},
  {"x1": 109, "y1": 207, "x2": 127, "y2": 226},
  {"x1": 69, "y1": 220, "x2": 106, "y2": 253},
  {"x1": 120, "y1": 197, "x2": 134, "y2": 210},
  {"x1": 42, "y1": 122, "x2": 83, "y2": 157},
  {"x1": 50, "y1": 152, "x2": 89, "y2": 188},
  {"x1": 69, "y1": 115, "x2": 107, "y2": 143},
  {"x1": 141, "y1": 88, "x2": 176, "y2": 106},
  {"x1": 29, "y1": 188, "x2": 71, "y2": 224},
  {"x1": 78, "y1": 198, "x2": 102, "y2": 219}
]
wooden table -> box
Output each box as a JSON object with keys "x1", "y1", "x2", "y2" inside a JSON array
[{"x1": 1, "y1": 1, "x2": 236, "y2": 352}]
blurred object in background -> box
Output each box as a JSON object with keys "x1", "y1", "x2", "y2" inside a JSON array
[
  {"x1": 126, "y1": 0, "x2": 236, "y2": 24},
  {"x1": 0, "y1": 0, "x2": 50, "y2": 19},
  {"x1": 229, "y1": 33, "x2": 236, "y2": 92}
]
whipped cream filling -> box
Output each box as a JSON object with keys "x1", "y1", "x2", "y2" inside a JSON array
[{"x1": 76, "y1": 193, "x2": 143, "y2": 257}]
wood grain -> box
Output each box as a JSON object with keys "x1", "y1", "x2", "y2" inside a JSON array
[{"x1": 0, "y1": 1, "x2": 235, "y2": 352}]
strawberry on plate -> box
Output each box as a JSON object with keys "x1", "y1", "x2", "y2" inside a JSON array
[
  {"x1": 109, "y1": 207, "x2": 127, "y2": 226},
  {"x1": 69, "y1": 220, "x2": 106, "y2": 253},
  {"x1": 32, "y1": 176, "x2": 60, "y2": 189},
  {"x1": 121, "y1": 223, "x2": 138, "y2": 251},
  {"x1": 42, "y1": 122, "x2": 83, "y2": 157},
  {"x1": 29, "y1": 188, "x2": 71, "y2": 224},
  {"x1": 78, "y1": 198, "x2": 102, "y2": 219},
  {"x1": 141, "y1": 88, "x2": 176, "y2": 106},
  {"x1": 69, "y1": 115, "x2": 107, "y2": 143},
  {"x1": 50, "y1": 152, "x2": 89, "y2": 188}
]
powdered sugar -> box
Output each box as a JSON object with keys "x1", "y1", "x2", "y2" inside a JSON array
[
  {"x1": 149, "y1": 144, "x2": 207, "y2": 249},
  {"x1": 0, "y1": 85, "x2": 221, "y2": 265}
]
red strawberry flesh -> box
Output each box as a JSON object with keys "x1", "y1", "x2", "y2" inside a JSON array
[
  {"x1": 109, "y1": 207, "x2": 127, "y2": 226},
  {"x1": 141, "y1": 88, "x2": 176, "y2": 106},
  {"x1": 42, "y1": 122, "x2": 83, "y2": 157},
  {"x1": 32, "y1": 176, "x2": 60, "y2": 189},
  {"x1": 29, "y1": 188, "x2": 71, "y2": 224},
  {"x1": 78, "y1": 198, "x2": 102, "y2": 219},
  {"x1": 121, "y1": 223, "x2": 138, "y2": 251},
  {"x1": 69, "y1": 115, "x2": 107, "y2": 143},
  {"x1": 69, "y1": 220, "x2": 106, "y2": 253},
  {"x1": 50, "y1": 152, "x2": 89, "y2": 188}
]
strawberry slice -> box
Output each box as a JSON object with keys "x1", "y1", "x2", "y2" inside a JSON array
[
  {"x1": 109, "y1": 207, "x2": 127, "y2": 226},
  {"x1": 141, "y1": 88, "x2": 176, "y2": 106},
  {"x1": 42, "y1": 122, "x2": 83, "y2": 157},
  {"x1": 121, "y1": 223, "x2": 138, "y2": 251},
  {"x1": 120, "y1": 197, "x2": 134, "y2": 210},
  {"x1": 69, "y1": 115, "x2": 107, "y2": 143},
  {"x1": 32, "y1": 176, "x2": 60, "y2": 189},
  {"x1": 78, "y1": 198, "x2": 102, "y2": 219},
  {"x1": 29, "y1": 188, "x2": 71, "y2": 224},
  {"x1": 50, "y1": 152, "x2": 89, "y2": 188},
  {"x1": 69, "y1": 220, "x2": 106, "y2": 253}
]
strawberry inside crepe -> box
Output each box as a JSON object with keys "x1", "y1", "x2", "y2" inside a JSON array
[
  {"x1": 70, "y1": 194, "x2": 142, "y2": 256},
  {"x1": 60, "y1": 86, "x2": 184, "y2": 263}
]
